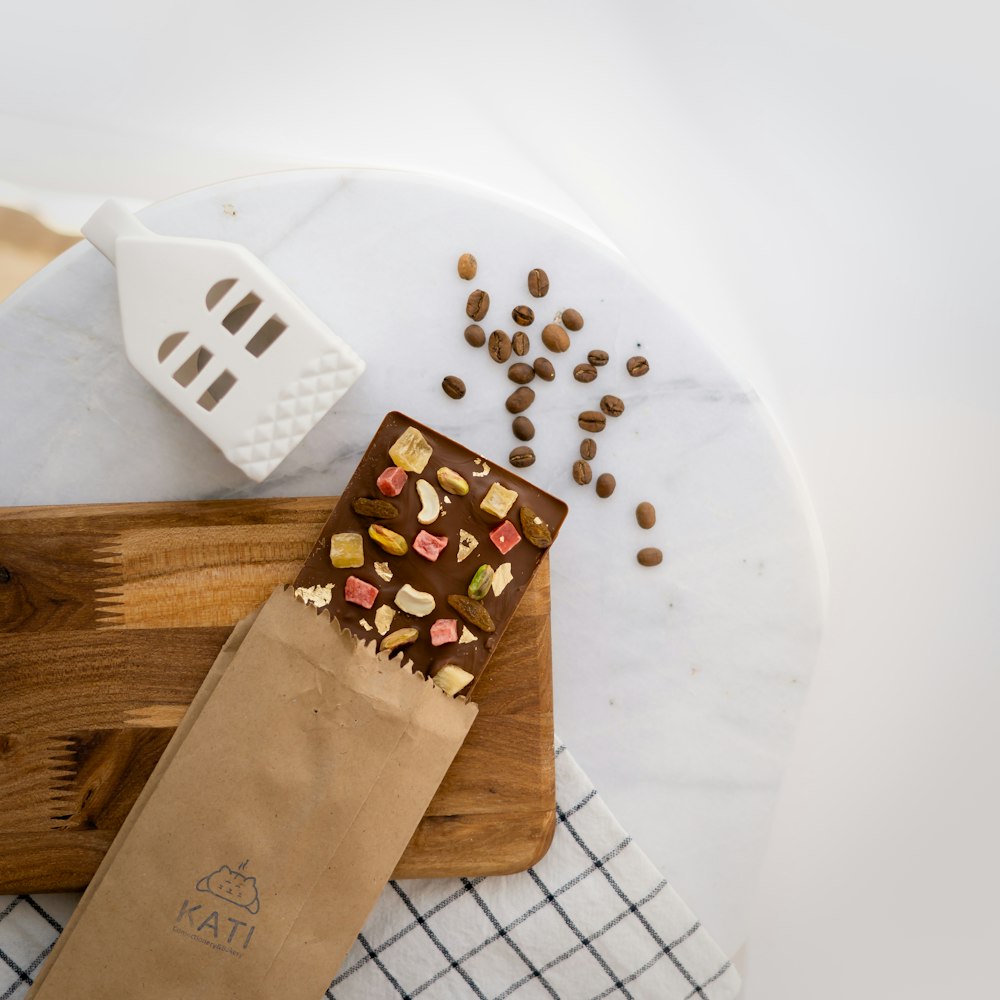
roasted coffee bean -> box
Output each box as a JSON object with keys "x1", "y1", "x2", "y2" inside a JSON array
[
  {"x1": 512, "y1": 305, "x2": 534, "y2": 327},
  {"x1": 600, "y1": 394, "x2": 625, "y2": 417},
  {"x1": 512, "y1": 416, "x2": 535, "y2": 441},
  {"x1": 533, "y1": 357, "x2": 555, "y2": 381},
  {"x1": 562, "y1": 308, "x2": 584, "y2": 331},
  {"x1": 578, "y1": 410, "x2": 606, "y2": 433},
  {"x1": 627, "y1": 355, "x2": 650, "y2": 377},
  {"x1": 512, "y1": 330, "x2": 530, "y2": 356},
  {"x1": 573, "y1": 363, "x2": 598, "y2": 383},
  {"x1": 595, "y1": 473, "x2": 616, "y2": 498},
  {"x1": 457, "y1": 253, "x2": 477, "y2": 280},
  {"x1": 572, "y1": 459, "x2": 593, "y2": 485},
  {"x1": 488, "y1": 329, "x2": 512, "y2": 363},
  {"x1": 528, "y1": 268, "x2": 549, "y2": 298},
  {"x1": 636, "y1": 502, "x2": 656, "y2": 529},
  {"x1": 509, "y1": 446, "x2": 536, "y2": 468},
  {"x1": 637, "y1": 547, "x2": 663, "y2": 567},
  {"x1": 506, "y1": 386, "x2": 536, "y2": 413},
  {"x1": 466, "y1": 289, "x2": 490, "y2": 321},
  {"x1": 442, "y1": 375, "x2": 466, "y2": 400},
  {"x1": 580, "y1": 438, "x2": 597, "y2": 460},
  {"x1": 588, "y1": 349, "x2": 609, "y2": 367},
  {"x1": 464, "y1": 323, "x2": 486, "y2": 348},
  {"x1": 541, "y1": 323, "x2": 570, "y2": 353},
  {"x1": 508, "y1": 362, "x2": 535, "y2": 384}
]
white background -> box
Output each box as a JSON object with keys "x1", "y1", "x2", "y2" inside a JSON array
[{"x1": 2, "y1": 2, "x2": 999, "y2": 996}]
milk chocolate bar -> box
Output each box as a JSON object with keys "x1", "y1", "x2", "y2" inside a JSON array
[{"x1": 294, "y1": 412, "x2": 567, "y2": 695}]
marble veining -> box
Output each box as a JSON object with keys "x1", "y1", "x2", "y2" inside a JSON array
[{"x1": 0, "y1": 169, "x2": 823, "y2": 955}]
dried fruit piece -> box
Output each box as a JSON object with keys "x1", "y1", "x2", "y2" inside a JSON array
[
  {"x1": 447, "y1": 594, "x2": 496, "y2": 633},
  {"x1": 389, "y1": 425, "x2": 433, "y2": 473},
  {"x1": 437, "y1": 467, "x2": 469, "y2": 495},
  {"x1": 467, "y1": 564, "x2": 494, "y2": 600},
  {"x1": 491, "y1": 562, "x2": 514, "y2": 596},
  {"x1": 395, "y1": 583, "x2": 436, "y2": 617},
  {"x1": 381, "y1": 627, "x2": 419, "y2": 653},
  {"x1": 413, "y1": 530, "x2": 449, "y2": 561},
  {"x1": 330, "y1": 532, "x2": 364, "y2": 568},
  {"x1": 294, "y1": 583, "x2": 334, "y2": 608},
  {"x1": 489, "y1": 520, "x2": 521, "y2": 555},
  {"x1": 415, "y1": 479, "x2": 442, "y2": 524},
  {"x1": 345, "y1": 576, "x2": 379, "y2": 609},
  {"x1": 457, "y1": 529, "x2": 479, "y2": 562},
  {"x1": 368, "y1": 524, "x2": 408, "y2": 556},
  {"x1": 430, "y1": 619, "x2": 459, "y2": 646},
  {"x1": 352, "y1": 497, "x2": 400, "y2": 519},
  {"x1": 374, "y1": 605, "x2": 396, "y2": 635},
  {"x1": 374, "y1": 561, "x2": 393, "y2": 581},
  {"x1": 519, "y1": 506, "x2": 553, "y2": 549},
  {"x1": 480, "y1": 482, "x2": 518, "y2": 519},
  {"x1": 377, "y1": 466, "x2": 408, "y2": 497},
  {"x1": 432, "y1": 665, "x2": 475, "y2": 696}
]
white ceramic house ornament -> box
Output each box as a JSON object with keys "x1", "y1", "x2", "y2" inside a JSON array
[{"x1": 83, "y1": 200, "x2": 365, "y2": 482}]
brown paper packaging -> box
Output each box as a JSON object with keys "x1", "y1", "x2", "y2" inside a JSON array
[{"x1": 28, "y1": 587, "x2": 478, "y2": 999}]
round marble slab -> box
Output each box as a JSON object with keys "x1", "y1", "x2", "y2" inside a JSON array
[{"x1": 0, "y1": 169, "x2": 823, "y2": 955}]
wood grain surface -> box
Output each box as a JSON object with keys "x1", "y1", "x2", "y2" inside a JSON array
[{"x1": 0, "y1": 498, "x2": 555, "y2": 892}]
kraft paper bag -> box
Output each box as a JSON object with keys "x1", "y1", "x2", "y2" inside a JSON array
[{"x1": 28, "y1": 587, "x2": 478, "y2": 1000}]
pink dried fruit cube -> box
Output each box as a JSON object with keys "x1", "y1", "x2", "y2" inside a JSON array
[
  {"x1": 430, "y1": 618, "x2": 459, "y2": 646},
  {"x1": 344, "y1": 575, "x2": 379, "y2": 609},
  {"x1": 377, "y1": 466, "x2": 408, "y2": 497},
  {"x1": 489, "y1": 520, "x2": 521, "y2": 555},
  {"x1": 413, "y1": 530, "x2": 449, "y2": 561}
]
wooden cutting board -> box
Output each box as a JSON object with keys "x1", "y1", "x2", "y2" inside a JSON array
[{"x1": 0, "y1": 498, "x2": 555, "y2": 893}]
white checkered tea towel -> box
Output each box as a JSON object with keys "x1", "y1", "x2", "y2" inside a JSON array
[{"x1": 0, "y1": 744, "x2": 739, "y2": 999}]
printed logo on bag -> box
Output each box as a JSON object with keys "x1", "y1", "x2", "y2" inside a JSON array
[{"x1": 172, "y1": 859, "x2": 259, "y2": 956}]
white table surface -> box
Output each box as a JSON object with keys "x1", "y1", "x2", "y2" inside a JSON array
[
  {"x1": 3, "y1": 3, "x2": 1000, "y2": 997},
  {"x1": 0, "y1": 169, "x2": 822, "y2": 960}
]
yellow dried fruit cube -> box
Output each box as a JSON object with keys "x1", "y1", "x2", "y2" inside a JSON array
[
  {"x1": 330, "y1": 531, "x2": 364, "y2": 568},
  {"x1": 480, "y1": 482, "x2": 518, "y2": 519},
  {"x1": 389, "y1": 426, "x2": 433, "y2": 473}
]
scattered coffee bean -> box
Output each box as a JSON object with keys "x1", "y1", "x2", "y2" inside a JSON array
[
  {"x1": 509, "y1": 446, "x2": 536, "y2": 468},
  {"x1": 506, "y1": 386, "x2": 536, "y2": 413},
  {"x1": 464, "y1": 323, "x2": 486, "y2": 348},
  {"x1": 637, "y1": 547, "x2": 663, "y2": 567},
  {"x1": 541, "y1": 323, "x2": 570, "y2": 353},
  {"x1": 508, "y1": 362, "x2": 535, "y2": 384},
  {"x1": 533, "y1": 357, "x2": 556, "y2": 381},
  {"x1": 457, "y1": 253, "x2": 478, "y2": 280},
  {"x1": 512, "y1": 330, "x2": 530, "y2": 356},
  {"x1": 528, "y1": 268, "x2": 549, "y2": 298},
  {"x1": 578, "y1": 410, "x2": 607, "y2": 433},
  {"x1": 636, "y1": 502, "x2": 656, "y2": 529},
  {"x1": 600, "y1": 394, "x2": 625, "y2": 417},
  {"x1": 512, "y1": 416, "x2": 535, "y2": 441},
  {"x1": 562, "y1": 308, "x2": 584, "y2": 331},
  {"x1": 580, "y1": 438, "x2": 597, "y2": 460},
  {"x1": 466, "y1": 289, "x2": 490, "y2": 321},
  {"x1": 488, "y1": 330, "x2": 512, "y2": 363},
  {"x1": 512, "y1": 305, "x2": 534, "y2": 327},
  {"x1": 588, "y1": 349, "x2": 609, "y2": 367},
  {"x1": 596, "y1": 473, "x2": 616, "y2": 498},
  {"x1": 627, "y1": 355, "x2": 650, "y2": 377},
  {"x1": 574, "y1": 363, "x2": 598, "y2": 384},
  {"x1": 572, "y1": 459, "x2": 593, "y2": 485},
  {"x1": 442, "y1": 375, "x2": 466, "y2": 400}
]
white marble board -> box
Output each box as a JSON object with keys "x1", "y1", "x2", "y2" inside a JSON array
[{"x1": 0, "y1": 169, "x2": 824, "y2": 955}]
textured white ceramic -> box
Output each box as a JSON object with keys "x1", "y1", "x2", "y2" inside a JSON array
[
  {"x1": 0, "y1": 169, "x2": 823, "y2": 956},
  {"x1": 82, "y1": 199, "x2": 365, "y2": 481}
]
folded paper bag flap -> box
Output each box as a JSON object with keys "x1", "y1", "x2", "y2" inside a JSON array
[{"x1": 29, "y1": 587, "x2": 477, "y2": 1000}]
